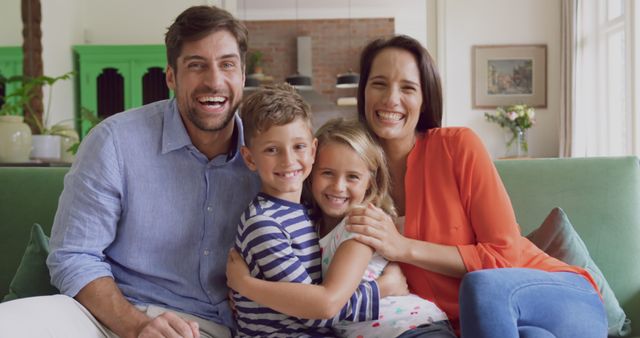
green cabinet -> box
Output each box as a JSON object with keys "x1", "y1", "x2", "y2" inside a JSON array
[
  {"x1": 0, "y1": 47, "x2": 23, "y2": 111},
  {"x1": 73, "y1": 45, "x2": 169, "y2": 136}
]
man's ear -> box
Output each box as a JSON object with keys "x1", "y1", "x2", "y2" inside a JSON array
[
  {"x1": 166, "y1": 65, "x2": 176, "y2": 90},
  {"x1": 240, "y1": 145, "x2": 257, "y2": 171}
]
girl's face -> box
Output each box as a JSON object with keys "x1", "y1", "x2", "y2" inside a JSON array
[
  {"x1": 311, "y1": 141, "x2": 372, "y2": 227},
  {"x1": 364, "y1": 47, "x2": 423, "y2": 145}
]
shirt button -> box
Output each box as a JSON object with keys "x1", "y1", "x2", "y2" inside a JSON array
[
  {"x1": 206, "y1": 206, "x2": 213, "y2": 212},
  {"x1": 204, "y1": 249, "x2": 210, "y2": 256}
]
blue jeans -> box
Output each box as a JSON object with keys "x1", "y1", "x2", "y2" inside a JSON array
[
  {"x1": 396, "y1": 320, "x2": 457, "y2": 338},
  {"x1": 459, "y1": 268, "x2": 606, "y2": 338}
]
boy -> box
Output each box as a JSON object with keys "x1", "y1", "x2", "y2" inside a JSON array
[{"x1": 233, "y1": 84, "x2": 380, "y2": 337}]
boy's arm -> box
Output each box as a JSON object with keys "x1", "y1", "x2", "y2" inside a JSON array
[{"x1": 229, "y1": 239, "x2": 374, "y2": 319}]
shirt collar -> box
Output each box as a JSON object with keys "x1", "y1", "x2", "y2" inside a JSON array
[
  {"x1": 161, "y1": 99, "x2": 192, "y2": 154},
  {"x1": 161, "y1": 99, "x2": 246, "y2": 161}
]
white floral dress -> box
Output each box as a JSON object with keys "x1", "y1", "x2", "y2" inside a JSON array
[{"x1": 319, "y1": 217, "x2": 448, "y2": 338}]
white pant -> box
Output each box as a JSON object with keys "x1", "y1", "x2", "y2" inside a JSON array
[{"x1": 0, "y1": 295, "x2": 232, "y2": 338}]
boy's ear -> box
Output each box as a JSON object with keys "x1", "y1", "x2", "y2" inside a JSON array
[
  {"x1": 240, "y1": 146, "x2": 257, "y2": 171},
  {"x1": 311, "y1": 137, "x2": 318, "y2": 162}
]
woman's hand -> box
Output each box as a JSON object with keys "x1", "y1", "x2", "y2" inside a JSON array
[
  {"x1": 346, "y1": 203, "x2": 408, "y2": 262},
  {"x1": 226, "y1": 248, "x2": 251, "y2": 294},
  {"x1": 376, "y1": 263, "x2": 409, "y2": 297}
]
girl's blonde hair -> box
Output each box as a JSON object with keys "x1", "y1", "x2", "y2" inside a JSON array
[{"x1": 306, "y1": 118, "x2": 396, "y2": 218}]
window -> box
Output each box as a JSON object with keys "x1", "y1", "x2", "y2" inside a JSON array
[{"x1": 574, "y1": 0, "x2": 636, "y2": 156}]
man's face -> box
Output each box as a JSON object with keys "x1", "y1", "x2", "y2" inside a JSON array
[{"x1": 166, "y1": 30, "x2": 245, "y2": 133}]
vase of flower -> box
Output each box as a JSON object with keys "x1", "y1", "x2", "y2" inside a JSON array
[
  {"x1": 485, "y1": 104, "x2": 536, "y2": 158},
  {"x1": 505, "y1": 127, "x2": 528, "y2": 158}
]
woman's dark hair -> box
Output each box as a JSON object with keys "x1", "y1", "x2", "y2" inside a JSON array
[
  {"x1": 165, "y1": 6, "x2": 248, "y2": 72},
  {"x1": 356, "y1": 35, "x2": 442, "y2": 132}
]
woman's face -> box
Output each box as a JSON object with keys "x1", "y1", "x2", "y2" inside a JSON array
[{"x1": 364, "y1": 48, "x2": 423, "y2": 144}]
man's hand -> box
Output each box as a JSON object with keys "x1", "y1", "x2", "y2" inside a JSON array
[
  {"x1": 136, "y1": 312, "x2": 199, "y2": 338},
  {"x1": 74, "y1": 277, "x2": 201, "y2": 338},
  {"x1": 376, "y1": 263, "x2": 409, "y2": 297}
]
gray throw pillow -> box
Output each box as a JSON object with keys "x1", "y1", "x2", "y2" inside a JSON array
[{"x1": 526, "y1": 207, "x2": 631, "y2": 336}]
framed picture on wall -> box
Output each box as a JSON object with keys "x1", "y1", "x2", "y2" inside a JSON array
[{"x1": 472, "y1": 44, "x2": 547, "y2": 108}]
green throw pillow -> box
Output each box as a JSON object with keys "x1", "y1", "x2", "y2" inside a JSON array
[
  {"x1": 526, "y1": 207, "x2": 631, "y2": 337},
  {"x1": 2, "y1": 223, "x2": 59, "y2": 302}
]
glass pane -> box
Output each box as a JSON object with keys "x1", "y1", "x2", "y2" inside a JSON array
[
  {"x1": 607, "y1": 0, "x2": 624, "y2": 20},
  {"x1": 97, "y1": 68, "x2": 125, "y2": 119},
  {"x1": 607, "y1": 29, "x2": 627, "y2": 155},
  {"x1": 142, "y1": 67, "x2": 169, "y2": 105}
]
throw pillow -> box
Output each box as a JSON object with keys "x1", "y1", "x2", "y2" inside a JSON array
[
  {"x1": 2, "y1": 223, "x2": 59, "y2": 302},
  {"x1": 526, "y1": 207, "x2": 631, "y2": 337}
]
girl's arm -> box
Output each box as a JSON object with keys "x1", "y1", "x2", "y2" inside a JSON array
[{"x1": 227, "y1": 240, "x2": 407, "y2": 319}]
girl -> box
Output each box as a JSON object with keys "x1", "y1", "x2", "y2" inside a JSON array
[{"x1": 227, "y1": 118, "x2": 453, "y2": 338}]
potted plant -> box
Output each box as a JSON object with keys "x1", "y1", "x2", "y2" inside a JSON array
[
  {"x1": 248, "y1": 50, "x2": 264, "y2": 76},
  {"x1": 5, "y1": 71, "x2": 74, "y2": 162},
  {"x1": 64, "y1": 106, "x2": 102, "y2": 159},
  {"x1": 0, "y1": 74, "x2": 33, "y2": 163}
]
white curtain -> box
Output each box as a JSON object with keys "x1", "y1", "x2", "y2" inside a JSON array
[
  {"x1": 559, "y1": 0, "x2": 577, "y2": 157},
  {"x1": 570, "y1": 0, "x2": 637, "y2": 157}
]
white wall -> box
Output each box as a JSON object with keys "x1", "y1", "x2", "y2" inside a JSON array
[
  {"x1": 41, "y1": 0, "x2": 84, "y2": 128},
  {"x1": 0, "y1": 1, "x2": 22, "y2": 45},
  {"x1": 440, "y1": 0, "x2": 561, "y2": 158},
  {"x1": 238, "y1": 0, "x2": 427, "y2": 47},
  {"x1": 77, "y1": 0, "x2": 426, "y2": 46},
  {"x1": 79, "y1": 0, "x2": 210, "y2": 44}
]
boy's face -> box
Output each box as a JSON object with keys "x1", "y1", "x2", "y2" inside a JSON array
[{"x1": 241, "y1": 118, "x2": 317, "y2": 203}]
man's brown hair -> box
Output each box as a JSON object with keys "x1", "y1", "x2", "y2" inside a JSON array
[
  {"x1": 241, "y1": 83, "x2": 312, "y2": 145},
  {"x1": 165, "y1": 5, "x2": 248, "y2": 72}
]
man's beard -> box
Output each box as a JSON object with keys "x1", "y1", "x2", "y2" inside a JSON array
[{"x1": 187, "y1": 102, "x2": 238, "y2": 132}]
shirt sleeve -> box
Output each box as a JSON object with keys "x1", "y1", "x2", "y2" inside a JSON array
[
  {"x1": 450, "y1": 128, "x2": 524, "y2": 271},
  {"x1": 237, "y1": 218, "x2": 380, "y2": 327},
  {"x1": 46, "y1": 122, "x2": 123, "y2": 296}
]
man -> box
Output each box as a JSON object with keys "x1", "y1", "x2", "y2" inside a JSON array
[{"x1": 0, "y1": 6, "x2": 260, "y2": 338}]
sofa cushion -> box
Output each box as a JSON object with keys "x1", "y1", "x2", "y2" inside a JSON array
[
  {"x1": 526, "y1": 207, "x2": 631, "y2": 336},
  {"x1": 2, "y1": 223, "x2": 58, "y2": 302}
]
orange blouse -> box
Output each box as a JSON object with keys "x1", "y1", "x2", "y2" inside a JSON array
[{"x1": 401, "y1": 127, "x2": 597, "y2": 329}]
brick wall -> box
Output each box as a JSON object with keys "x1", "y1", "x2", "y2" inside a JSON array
[{"x1": 244, "y1": 18, "x2": 394, "y2": 104}]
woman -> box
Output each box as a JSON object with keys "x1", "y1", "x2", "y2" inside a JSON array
[{"x1": 345, "y1": 35, "x2": 607, "y2": 337}]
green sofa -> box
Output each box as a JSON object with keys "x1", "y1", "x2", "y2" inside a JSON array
[{"x1": 1, "y1": 157, "x2": 639, "y2": 335}]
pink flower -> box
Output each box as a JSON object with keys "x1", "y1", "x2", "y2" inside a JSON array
[{"x1": 507, "y1": 111, "x2": 518, "y2": 121}]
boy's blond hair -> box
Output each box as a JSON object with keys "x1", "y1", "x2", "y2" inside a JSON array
[
  {"x1": 240, "y1": 83, "x2": 312, "y2": 145},
  {"x1": 306, "y1": 118, "x2": 396, "y2": 218}
]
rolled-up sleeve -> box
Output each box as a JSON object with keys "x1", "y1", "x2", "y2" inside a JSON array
[
  {"x1": 450, "y1": 129, "x2": 522, "y2": 272},
  {"x1": 47, "y1": 122, "x2": 123, "y2": 297}
]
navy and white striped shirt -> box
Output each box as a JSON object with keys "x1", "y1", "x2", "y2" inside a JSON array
[{"x1": 234, "y1": 193, "x2": 380, "y2": 337}]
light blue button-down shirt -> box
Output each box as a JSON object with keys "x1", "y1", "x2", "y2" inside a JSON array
[{"x1": 47, "y1": 99, "x2": 261, "y2": 328}]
